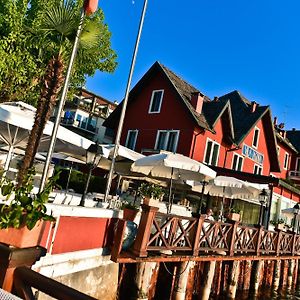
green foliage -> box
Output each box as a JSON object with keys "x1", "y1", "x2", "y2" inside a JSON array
[
  {"x1": 270, "y1": 218, "x2": 285, "y2": 226},
  {"x1": 121, "y1": 202, "x2": 139, "y2": 211},
  {"x1": 230, "y1": 207, "x2": 241, "y2": 214},
  {"x1": 138, "y1": 183, "x2": 164, "y2": 200},
  {"x1": 54, "y1": 167, "x2": 107, "y2": 194},
  {"x1": 0, "y1": 169, "x2": 57, "y2": 230},
  {"x1": 0, "y1": 0, "x2": 117, "y2": 105}
]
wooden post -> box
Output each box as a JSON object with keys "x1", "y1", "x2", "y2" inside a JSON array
[
  {"x1": 184, "y1": 261, "x2": 196, "y2": 300},
  {"x1": 227, "y1": 261, "x2": 240, "y2": 299},
  {"x1": 273, "y1": 260, "x2": 281, "y2": 290},
  {"x1": 276, "y1": 230, "x2": 282, "y2": 256},
  {"x1": 250, "y1": 260, "x2": 263, "y2": 294},
  {"x1": 293, "y1": 258, "x2": 299, "y2": 290},
  {"x1": 288, "y1": 259, "x2": 295, "y2": 289},
  {"x1": 280, "y1": 259, "x2": 288, "y2": 288},
  {"x1": 135, "y1": 262, "x2": 158, "y2": 300},
  {"x1": 0, "y1": 244, "x2": 46, "y2": 292},
  {"x1": 132, "y1": 205, "x2": 159, "y2": 257},
  {"x1": 211, "y1": 261, "x2": 222, "y2": 297},
  {"x1": 243, "y1": 260, "x2": 252, "y2": 290},
  {"x1": 173, "y1": 261, "x2": 193, "y2": 300},
  {"x1": 200, "y1": 261, "x2": 216, "y2": 300},
  {"x1": 110, "y1": 219, "x2": 127, "y2": 262},
  {"x1": 192, "y1": 216, "x2": 204, "y2": 256},
  {"x1": 229, "y1": 221, "x2": 239, "y2": 256},
  {"x1": 255, "y1": 226, "x2": 264, "y2": 255}
]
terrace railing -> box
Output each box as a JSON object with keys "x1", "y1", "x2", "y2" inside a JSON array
[{"x1": 111, "y1": 204, "x2": 300, "y2": 260}]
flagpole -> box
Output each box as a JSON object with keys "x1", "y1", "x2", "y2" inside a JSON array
[{"x1": 104, "y1": 0, "x2": 149, "y2": 203}]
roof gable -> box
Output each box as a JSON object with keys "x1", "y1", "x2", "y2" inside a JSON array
[{"x1": 286, "y1": 130, "x2": 300, "y2": 152}]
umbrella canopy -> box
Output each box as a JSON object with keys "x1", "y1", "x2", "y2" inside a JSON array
[
  {"x1": 131, "y1": 152, "x2": 216, "y2": 213},
  {"x1": 0, "y1": 101, "x2": 94, "y2": 168},
  {"x1": 131, "y1": 152, "x2": 216, "y2": 182},
  {"x1": 97, "y1": 144, "x2": 145, "y2": 175},
  {"x1": 188, "y1": 176, "x2": 261, "y2": 199}
]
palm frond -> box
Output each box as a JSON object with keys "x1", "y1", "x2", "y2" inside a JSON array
[
  {"x1": 79, "y1": 20, "x2": 101, "y2": 49},
  {"x1": 42, "y1": 0, "x2": 79, "y2": 37}
]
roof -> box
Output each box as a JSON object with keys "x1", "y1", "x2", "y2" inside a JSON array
[
  {"x1": 275, "y1": 130, "x2": 298, "y2": 153},
  {"x1": 218, "y1": 90, "x2": 280, "y2": 172},
  {"x1": 286, "y1": 130, "x2": 300, "y2": 152},
  {"x1": 104, "y1": 61, "x2": 233, "y2": 138},
  {"x1": 218, "y1": 91, "x2": 269, "y2": 144}
]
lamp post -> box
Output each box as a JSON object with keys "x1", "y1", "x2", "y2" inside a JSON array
[
  {"x1": 293, "y1": 203, "x2": 300, "y2": 233},
  {"x1": 258, "y1": 189, "x2": 268, "y2": 226},
  {"x1": 197, "y1": 180, "x2": 208, "y2": 216},
  {"x1": 79, "y1": 143, "x2": 103, "y2": 207}
]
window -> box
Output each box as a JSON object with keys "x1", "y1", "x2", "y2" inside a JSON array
[
  {"x1": 204, "y1": 139, "x2": 220, "y2": 166},
  {"x1": 149, "y1": 90, "x2": 164, "y2": 113},
  {"x1": 125, "y1": 130, "x2": 138, "y2": 150},
  {"x1": 155, "y1": 130, "x2": 179, "y2": 152},
  {"x1": 296, "y1": 158, "x2": 300, "y2": 172},
  {"x1": 284, "y1": 152, "x2": 289, "y2": 170},
  {"x1": 232, "y1": 153, "x2": 243, "y2": 171},
  {"x1": 254, "y1": 164, "x2": 262, "y2": 175},
  {"x1": 252, "y1": 127, "x2": 260, "y2": 148}
]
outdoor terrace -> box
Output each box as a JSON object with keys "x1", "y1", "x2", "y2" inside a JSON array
[{"x1": 111, "y1": 204, "x2": 300, "y2": 263}]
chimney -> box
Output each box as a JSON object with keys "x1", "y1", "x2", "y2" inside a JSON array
[
  {"x1": 190, "y1": 92, "x2": 204, "y2": 114},
  {"x1": 213, "y1": 96, "x2": 219, "y2": 102},
  {"x1": 273, "y1": 116, "x2": 277, "y2": 126},
  {"x1": 250, "y1": 101, "x2": 257, "y2": 113},
  {"x1": 292, "y1": 128, "x2": 296, "y2": 131}
]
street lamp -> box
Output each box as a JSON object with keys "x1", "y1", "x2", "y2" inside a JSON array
[
  {"x1": 293, "y1": 203, "x2": 300, "y2": 233},
  {"x1": 258, "y1": 189, "x2": 268, "y2": 226},
  {"x1": 79, "y1": 143, "x2": 103, "y2": 207}
]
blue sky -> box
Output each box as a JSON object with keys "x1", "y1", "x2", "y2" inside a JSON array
[{"x1": 86, "y1": 0, "x2": 300, "y2": 130}]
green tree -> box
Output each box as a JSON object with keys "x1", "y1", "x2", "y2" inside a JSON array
[{"x1": 1, "y1": 0, "x2": 117, "y2": 185}]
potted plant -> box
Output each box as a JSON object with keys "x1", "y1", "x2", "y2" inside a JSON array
[
  {"x1": 227, "y1": 207, "x2": 241, "y2": 222},
  {"x1": 270, "y1": 218, "x2": 285, "y2": 230},
  {"x1": 138, "y1": 183, "x2": 164, "y2": 207},
  {"x1": 0, "y1": 169, "x2": 57, "y2": 248},
  {"x1": 121, "y1": 202, "x2": 139, "y2": 222}
]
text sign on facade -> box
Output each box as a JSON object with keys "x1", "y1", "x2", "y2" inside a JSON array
[{"x1": 242, "y1": 144, "x2": 264, "y2": 165}]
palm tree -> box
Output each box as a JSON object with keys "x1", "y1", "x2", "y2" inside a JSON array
[{"x1": 17, "y1": 0, "x2": 110, "y2": 186}]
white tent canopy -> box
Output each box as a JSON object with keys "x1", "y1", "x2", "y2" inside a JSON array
[{"x1": 0, "y1": 101, "x2": 94, "y2": 169}]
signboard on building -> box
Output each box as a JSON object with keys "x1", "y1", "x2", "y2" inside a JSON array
[{"x1": 242, "y1": 144, "x2": 264, "y2": 164}]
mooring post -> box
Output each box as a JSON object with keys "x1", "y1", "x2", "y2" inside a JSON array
[
  {"x1": 243, "y1": 260, "x2": 252, "y2": 290},
  {"x1": 288, "y1": 259, "x2": 295, "y2": 289},
  {"x1": 273, "y1": 260, "x2": 281, "y2": 290},
  {"x1": 173, "y1": 261, "x2": 194, "y2": 300},
  {"x1": 201, "y1": 261, "x2": 216, "y2": 300},
  {"x1": 251, "y1": 260, "x2": 263, "y2": 293},
  {"x1": 135, "y1": 262, "x2": 158, "y2": 300},
  {"x1": 227, "y1": 261, "x2": 240, "y2": 299}
]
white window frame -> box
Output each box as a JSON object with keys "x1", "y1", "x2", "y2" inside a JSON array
[
  {"x1": 283, "y1": 152, "x2": 289, "y2": 170},
  {"x1": 125, "y1": 129, "x2": 138, "y2": 150},
  {"x1": 254, "y1": 164, "x2": 263, "y2": 175},
  {"x1": 204, "y1": 138, "x2": 220, "y2": 166},
  {"x1": 296, "y1": 158, "x2": 300, "y2": 172},
  {"x1": 232, "y1": 153, "x2": 244, "y2": 171},
  {"x1": 155, "y1": 130, "x2": 179, "y2": 153},
  {"x1": 148, "y1": 90, "x2": 164, "y2": 114},
  {"x1": 252, "y1": 127, "x2": 260, "y2": 149}
]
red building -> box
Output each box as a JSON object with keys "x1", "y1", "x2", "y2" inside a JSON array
[{"x1": 105, "y1": 61, "x2": 300, "y2": 224}]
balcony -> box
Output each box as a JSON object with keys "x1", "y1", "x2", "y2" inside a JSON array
[
  {"x1": 288, "y1": 170, "x2": 300, "y2": 181},
  {"x1": 60, "y1": 117, "x2": 97, "y2": 134}
]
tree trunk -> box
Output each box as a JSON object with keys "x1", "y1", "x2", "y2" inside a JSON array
[{"x1": 17, "y1": 55, "x2": 64, "y2": 187}]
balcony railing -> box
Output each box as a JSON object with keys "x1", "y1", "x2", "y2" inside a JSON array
[
  {"x1": 60, "y1": 118, "x2": 97, "y2": 133},
  {"x1": 289, "y1": 170, "x2": 300, "y2": 179},
  {"x1": 111, "y1": 205, "x2": 300, "y2": 260}
]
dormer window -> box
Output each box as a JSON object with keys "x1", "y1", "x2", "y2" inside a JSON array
[
  {"x1": 149, "y1": 90, "x2": 164, "y2": 113},
  {"x1": 252, "y1": 127, "x2": 260, "y2": 148}
]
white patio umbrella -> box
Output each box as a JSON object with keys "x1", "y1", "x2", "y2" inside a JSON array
[
  {"x1": 131, "y1": 151, "x2": 216, "y2": 212},
  {"x1": 0, "y1": 102, "x2": 93, "y2": 170},
  {"x1": 187, "y1": 176, "x2": 261, "y2": 217},
  {"x1": 188, "y1": 176, "x2": 261, "y2": 199}
]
